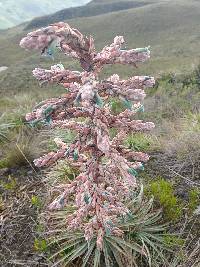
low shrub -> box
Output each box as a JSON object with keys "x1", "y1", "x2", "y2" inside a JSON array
[{"x1": 146, "y1": 178, "x2": 183, "y2": 221}]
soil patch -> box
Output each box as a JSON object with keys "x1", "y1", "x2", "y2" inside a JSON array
[{"x1": 0, "y1": 167, "x2": 48, "y2": 267}]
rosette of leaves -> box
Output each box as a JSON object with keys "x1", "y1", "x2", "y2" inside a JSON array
[{"x1": 46, "y1": 186, "x2": 170, "y2": 267}]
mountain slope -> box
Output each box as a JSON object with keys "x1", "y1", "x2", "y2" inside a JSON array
[
  {"x1": 0, "y1": 0, "x2": 199, "y2": 77},
  {"x1": 25, "y1": 1, "x2": 149, "y2": 30},
  {"x1": 0, "y1": 0, "x2": 90, "y2": 29},
  {"x1": 58, "y1": 0, "x2": 200, "y2": 74}
]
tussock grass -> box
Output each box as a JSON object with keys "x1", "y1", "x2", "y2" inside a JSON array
[
  {"x1": 0, "y1": 126, "x2": 44, "y2": 168},
  {"x1": 157, "y1": 115, "x2": 200, "y2": 161}
]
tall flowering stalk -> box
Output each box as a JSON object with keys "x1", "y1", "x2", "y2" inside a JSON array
[{"x1": 20, "y1": 22, "x2": 155, "y2": 250}]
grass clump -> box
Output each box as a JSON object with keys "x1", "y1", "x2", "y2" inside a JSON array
[
  {"x1": 1, "y1": 142, "x2": 35, "y2": 169},
  {"x1": 0, "y1": 125, "x2": 50, "y2": 169},
  {"x1": 0, "y1": 175, "x2": 17, "y2": 191},
  {"x1": 125, "y1": 133, "x2": 156, "y2": 152},
  {"x1": 146, "y1": 178, "x2": 183, "y2": 221},
  {"x1": 157, "y1": 113, "x2": 200, "y2": 161},
  {"x1": 188, "y1": 188, "x2": 199, "y2": 213},
  {"x1": 3, "y1": 176, "x2": 17, "y2": 190},
  {"x1": 47, "y1": 159, "x2": 79, "y2": 185}
]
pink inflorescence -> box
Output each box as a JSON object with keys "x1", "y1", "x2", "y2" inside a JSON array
[{"x1": 20, "y1": 22, "x2": 155, "y2": 250}]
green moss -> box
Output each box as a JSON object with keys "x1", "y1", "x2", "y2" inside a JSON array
[
  {"x1": 163, "y1": 235, "x2": 185, "y2": 247},
  {"x1": 188, "y1": 188, "x2": 199, "y2": 213},
  {"x1": 31, "y1": 195, "x2": 42, "y2": 209},
  {"x1": 34, "y1": 238, "x2": 48, "y2": 252},
  {"x1": 0, "y1": 158, "x2": 9, "y2": 169},
  {"x1": 146, "y1": 178, "x2": 183, "y2": 221},
  {"x1": 1, "y1": 176, "x2": 17, "y2": 191}
]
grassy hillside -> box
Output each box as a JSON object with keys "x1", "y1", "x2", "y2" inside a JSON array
[
  {"x1": 66, "y1": 0, "x2": 200, "y2": 74},
  {"x1": 0, "y1": 0, "x2": 90, "y2": 29},
  {"x1": 88, "y1": 0, "x2": 170, "y2": 4},
  {"x1": 0, "y1": 0, "x2": 199, "y2": 75},
  {"x1": 25, "y1": 1, "x2": 149, "y2": 30}
]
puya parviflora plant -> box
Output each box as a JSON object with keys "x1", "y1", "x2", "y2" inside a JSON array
[{"x1": 20, "y1": 22, "x2": 166, "y2": 266}]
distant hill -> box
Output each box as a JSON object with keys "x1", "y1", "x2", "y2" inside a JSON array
[
  {"x1": 25, "y1": 1, "x2": 149, "y2": 30},
  {"x1": 0, "y1": 0, "x2": 90, "y2": 29}
]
